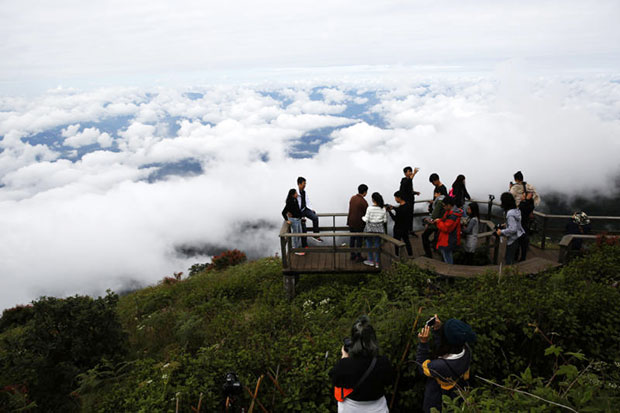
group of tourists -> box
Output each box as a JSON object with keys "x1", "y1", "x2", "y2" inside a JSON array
[
  {"x1": 282, "y1": 169, "x2": 541, "y2": 265},
  {"x1": 330, "y1": 314, "x2": 476, "y2": 413}
]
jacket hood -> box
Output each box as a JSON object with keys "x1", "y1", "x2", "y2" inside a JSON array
[{"x1": 506, "y1": 208, "x2": 522, "y2": 219}]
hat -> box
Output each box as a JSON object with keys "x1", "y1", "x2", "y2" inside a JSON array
[
  {"x1": 443, "y1": 319, "x2": 476, "y2": 346},
  {"x1": 572, "y1": 211, "x2": 590, "y2": 226}
]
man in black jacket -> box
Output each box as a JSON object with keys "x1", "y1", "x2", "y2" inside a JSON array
[
  {"x1": 387, "y1": 191, "x2": 413, "y2": 257},
  {"x1": 399, "y1": 166, "x2": 420, "y2": 237}
]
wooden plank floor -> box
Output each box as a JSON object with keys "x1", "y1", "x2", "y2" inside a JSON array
[
  {"x1": 411, "y1": 256, "x2": 561, "y2": 278},
  {"x1": 284, "y1": 231, "x2": 561, "y2": 277},
  {"x1": 287, "y1": 252, "x2": 380, "y2": 273}
]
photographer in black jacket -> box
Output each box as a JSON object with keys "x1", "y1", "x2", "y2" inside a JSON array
[{"x1": 329, "y1": 316, "x2": 394, "y2": 412}]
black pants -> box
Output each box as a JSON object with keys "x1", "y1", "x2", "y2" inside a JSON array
[
  {"x1": 409, "y1": 198, "x2": 415, "y2": 232},
  {"x1": 394, "y1": 228, "x2": 413, "y2": 257},
  {"x1": 464, "y1": 251, "x2": 474, "y2": 265},
  {"x1": 516, "y1": 233, "x2": 529, "y2": 262},
  {"x1": 349, "y1": 227, "x2": 364, "y2": 259},
  {"x1": 422, "y1": 226, "x2": 437, "y2": 258}
]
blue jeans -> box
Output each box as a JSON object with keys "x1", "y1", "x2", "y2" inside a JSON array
[
  {"x1": 350, "y1": 228, "x2": 364, "y2": 259},
  {"x1": 365, "y1": 236, "x2": 381, "y2": 263},
  {"x1": 301, "y1": 209, "x2": 320, "y2": 247},
  {"x1": 289, "y1": 218, "x2": 302, "y2": 249},
  {"x1": 439, "y1": 246, "x2": 453, "y2": 264}
]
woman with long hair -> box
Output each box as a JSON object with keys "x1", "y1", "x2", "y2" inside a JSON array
[
  {"x1": 461, "y1": 202, "x2": 480, "y2": 265},
  {"x1": 281, "y1": 188, "x2": 305, "y2": 256},
  {"x1": 362, "y1": 192, "x2": 387, "y2": 268},
  {"x1": 330, "y1": 316, "x2": 394, "y2": 413},
  {"x1": 496, "y1": 192, "x2": 525, "y2": 265},
  {"x1": 450, "y1": 174, "x2": 471, "y2": 208}
]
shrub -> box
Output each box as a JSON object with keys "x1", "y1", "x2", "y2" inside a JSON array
[{"x1": 0, "y1": 292, "x2": 127, "y2": 412}]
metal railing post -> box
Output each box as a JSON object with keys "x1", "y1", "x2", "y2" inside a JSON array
[{"x1": 487, "y1": 194, "x2": 495, "y2": 221}]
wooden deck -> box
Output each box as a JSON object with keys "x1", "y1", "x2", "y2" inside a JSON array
[
  {"x1": 282, "y1": 228, "x2": 562, "y2": 278},
  {"x1": 278, "y1": 207, "x2": 620, "y2": 298},
  {"x1": 288, "y1": 252, "x2": 380, "y2": 273},
  {"x1": 411, "y1": 256, "x2": 561, "y2": 278}
]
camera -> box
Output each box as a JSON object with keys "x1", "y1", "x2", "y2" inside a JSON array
[
  {"x1": 343, "y1": 337, "x2": 353, "y2": 353},
  {"x1": 222, "y1": 371, "x2": 242, "y2": 397}
]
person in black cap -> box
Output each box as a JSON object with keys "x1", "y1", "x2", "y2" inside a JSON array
[{"x1": 415, "y1": 315, "x2": 476, "y2": 413}]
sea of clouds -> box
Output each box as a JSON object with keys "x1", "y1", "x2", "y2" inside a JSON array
[{"x1": 1, "y1": 73, "x2": 619, "y2": 310}]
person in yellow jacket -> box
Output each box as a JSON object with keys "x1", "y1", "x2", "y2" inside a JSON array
[{"x1": 416, "y1": 316, "x2": 476, "y2": 413}]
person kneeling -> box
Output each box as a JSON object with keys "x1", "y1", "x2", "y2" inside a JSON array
[
  {"x1": 330, "y1": 316, "x2": 394, "y2": 412},
  {"x1": 416, "y1": 315, "x2": 476, "y2": 413}
]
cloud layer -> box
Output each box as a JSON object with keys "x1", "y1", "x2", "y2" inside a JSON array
[
  {"x1": 1, "y1": 73, "x2": 619, "y2": 310},
  {"x1": 1, "y1": 1, "x2": 619, "y2": 92}
]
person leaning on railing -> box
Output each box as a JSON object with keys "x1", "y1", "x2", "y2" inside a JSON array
[
  {"x1": 282, "y1": 188, "x2": 305, "y2": 256},
  {"x1": 416, "y1": 315, "x2": 476, "y2": 413},
  {"x1": 361, "y1": 192, "x2": 388, "y2": 268},
  {"x1": 329, "y1": 316, "x2": 394, "y2": 413},
  {"x1": 496, "y1": 192, "x2": 526, "y2": 265}
]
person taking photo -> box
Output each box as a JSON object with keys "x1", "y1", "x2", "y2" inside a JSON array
[
  {"x1": 416, "y1": 315, "x2": 476, "y2": 413},
  {"x1": 330, "y1": 316, "x2": 394, "y2": 413}
]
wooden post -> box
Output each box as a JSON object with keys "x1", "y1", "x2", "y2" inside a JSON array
[
  {"x1": 248, "y1": 375, "x2": 265, "y2": 413},
  {"x1": 333, "y1": 233, "x2": 337, "y2": 271},
  {"x1": 280, "y1": 237, "x2": 288, "y2": 269},
  {"x1": 284, "y1": 275, "x2": 296, "y2": 300},
  {"x1": 541, "y1": 216, "x2": 549, "y2": 250},
  {"x1": 558, "y1": 244, "x2": 568, "y2": 264}
]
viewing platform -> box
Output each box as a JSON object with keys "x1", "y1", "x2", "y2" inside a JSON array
[{"x1": 279, "y1": 198, "x2": 620, "y2": 297}]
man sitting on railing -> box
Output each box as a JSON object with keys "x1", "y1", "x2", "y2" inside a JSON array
[{"x1": 297, "y1": 176, "x2": 323, "y2": 246}]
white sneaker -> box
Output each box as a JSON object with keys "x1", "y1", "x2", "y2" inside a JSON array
[
  {"x1": 294, "y1": 252, "x2": 306, "y2": 256},
  {"x1": 374, "y1": 262, "x2": 380, "y2": 268},
  {"x1": 363, "y1": 260, "x2": 375, "y2": 266},
  {"x1": 313, "y1": 236, "x2": 324, "y2": 242}
]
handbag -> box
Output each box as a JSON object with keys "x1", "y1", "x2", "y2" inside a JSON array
[
  {"x1": 334, "y1": 357, "x2": 377, "y2": 402},
  {"x1": 364, "y1": 222, "x2": 385, "y2": 233}
]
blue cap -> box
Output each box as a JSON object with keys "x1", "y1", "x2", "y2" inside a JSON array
[{"x1": 444, "y1": 319, "x2": 476, "y2": 346}]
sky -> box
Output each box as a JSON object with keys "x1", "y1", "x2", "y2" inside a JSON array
[{"x1": 0, "y1": 1, "x2": 619, "y2": 310}]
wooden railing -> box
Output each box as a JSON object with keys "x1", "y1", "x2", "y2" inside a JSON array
[
  {"x1": 279, "y1": 213, "x2": 503, "y2": 271},
  {"x1": 279, "y1": 219, "x2": 406, "y2": 273},
  {"x1": 557, "y1": 234, "x2": 600, "y2": 264},
  {"x1": 455, "y1": 196, "x2": 620, "y2": 250}
]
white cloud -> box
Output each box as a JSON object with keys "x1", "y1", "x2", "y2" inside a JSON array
[
  {"x1": 62, "y1": 125, "x2": 113, "y2": 148},
  {"x1": 1, "y1": 0, "x2": 620, "y2": 94},
  {"x1": 0, "y1": 75, "x2": 619, "y2": 310}
]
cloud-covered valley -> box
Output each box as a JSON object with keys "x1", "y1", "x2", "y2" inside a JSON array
[{"x1": 1, "y1": 74, "x2": 619, "y2": 310}]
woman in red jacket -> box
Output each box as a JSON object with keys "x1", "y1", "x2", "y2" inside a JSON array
[{"x1": 432, "y1": 197, "x2": 463, "y2": 264}]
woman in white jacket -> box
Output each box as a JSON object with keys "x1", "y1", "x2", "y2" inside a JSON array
[{"x1": 362, "y1": 193, "x2": 388, "y2": 268}]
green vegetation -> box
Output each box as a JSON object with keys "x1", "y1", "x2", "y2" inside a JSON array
[{"x1": 1, "y1": 245, "x2": 619, "y2": 412}]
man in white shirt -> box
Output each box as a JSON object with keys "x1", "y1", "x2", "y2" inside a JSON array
[{"x1": 297, "y1": 176, "x2": 323, "y2": 247}]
